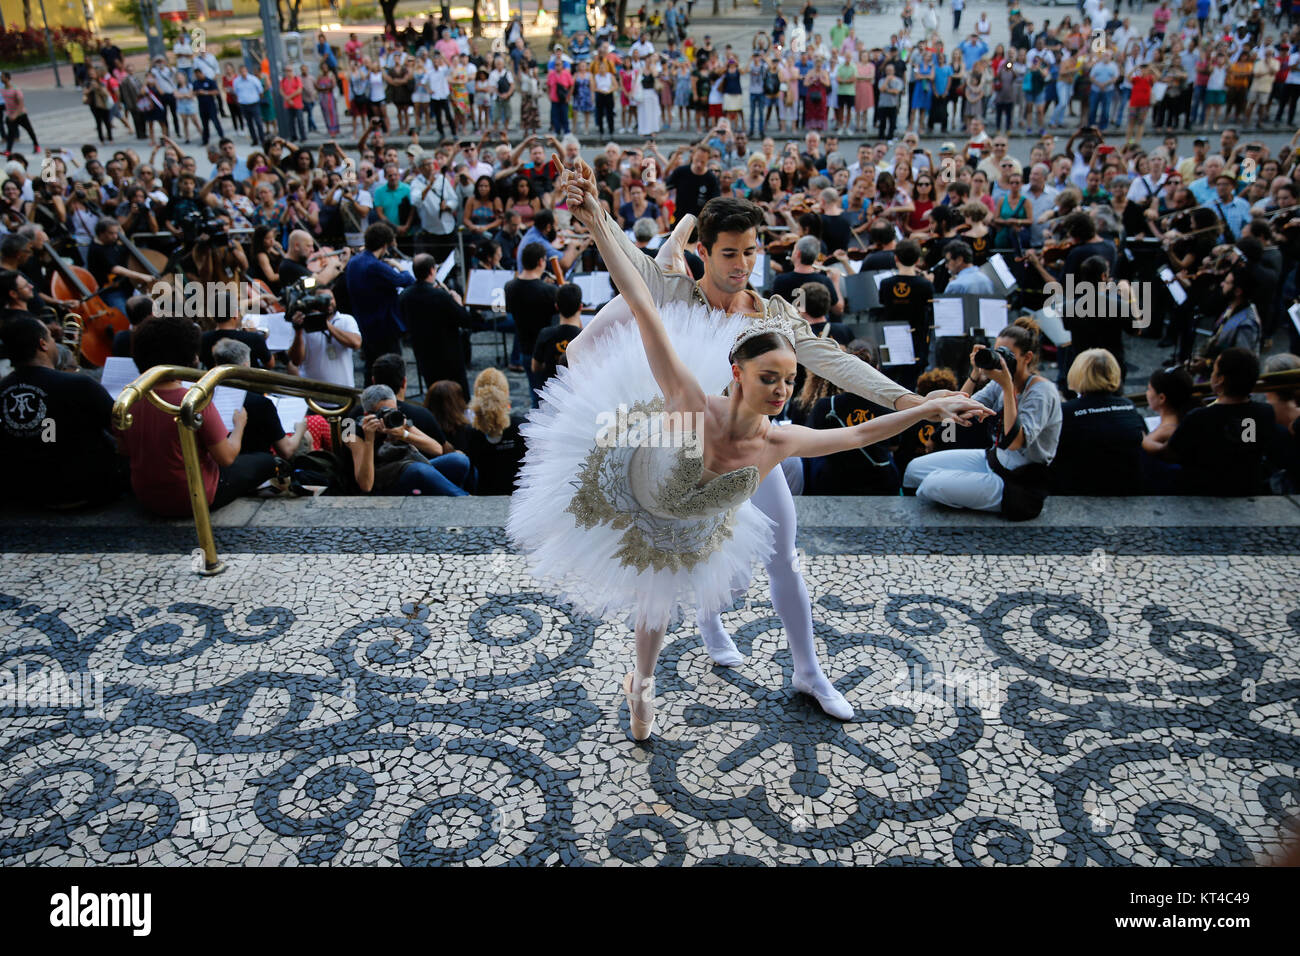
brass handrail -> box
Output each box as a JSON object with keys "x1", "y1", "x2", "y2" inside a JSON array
[
  {"x1": 113, "y1": 364, "x2": 361, "y2": 576},
  {"x1": 1124, "y1": 367, "x2": 1300, "y2": 407}
]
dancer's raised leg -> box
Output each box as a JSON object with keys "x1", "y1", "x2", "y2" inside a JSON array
[{"x1": 753, "y1": 464, "x2": 853, "y2": 719}]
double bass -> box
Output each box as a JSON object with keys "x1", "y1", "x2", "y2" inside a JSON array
[{"x1": 46, "y1": 248, "x2": 128, "y2": 369}]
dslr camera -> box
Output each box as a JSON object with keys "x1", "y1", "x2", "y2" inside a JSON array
[
  {"x1": 377, "y1": 407, "x2": 405, "y2": 429},
  {"x1": 283, "y1": 276, "x2": 335, "y2": 334},
  {"x1": 182, "y1": 208, "x2": 228, "y2": 243},
  {"x1": 974, "y1": 345, "x2": 1018, "y2": 377}
]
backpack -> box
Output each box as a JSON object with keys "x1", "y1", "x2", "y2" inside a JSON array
[
  {"x1": 763, "y1": 69, "x2": 780, "y2": 95},
  {"x1": 556, "y1": 80, "x2": 569, "y2": 103},
  {"x1": 809, "y1": 84, "x2": 825, "y2": 105},
  {"x1": 497, "y1": 72, "x2": 511, "y2": 95},
  {"x1": 289, "y1": 448, "x2": 355, "y2": 495}
]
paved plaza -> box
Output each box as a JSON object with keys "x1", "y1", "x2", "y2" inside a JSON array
[{"x1": 1, "y1": 497, "x2": 1297, "y2": 866}]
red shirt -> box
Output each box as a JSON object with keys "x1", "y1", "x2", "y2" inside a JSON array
[
  {"x1": 1129, "y1": 74, "x2": 1153, "y2": 107},
  {"x1": 281, "y1": 75, "x2": 303, "y2": 109},
  {"x1": 117, "y1": 384, "x2": 226, "y2": 517}
]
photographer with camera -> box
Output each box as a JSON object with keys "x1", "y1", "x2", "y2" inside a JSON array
[
  {"x1": 286, "y1": 284, "x2": 361, "y2": 388},
  {"x1": 902, "y1": 317, "x2": 1062, "y2": 519},
  {"x1": 345, "y1": 383, "x2": 471, "y2": 496}
]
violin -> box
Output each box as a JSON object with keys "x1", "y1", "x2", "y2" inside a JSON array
[
  {"x1": 45, "y1": 247, "x2": 128, "y2": 368},
  {"x1": 1040, "y1": 237, "x2": 1078, "y2": 265}
]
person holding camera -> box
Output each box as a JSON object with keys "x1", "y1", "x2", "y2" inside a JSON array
[
  {"x1": 903, "y1": 317, "x2": 1062, "y2": 519},
  {"x1": 287, "y1": 287, "x2": 361, "y2": 388},
  {"x1": 346, "y1": 383, "x2": 471, "y2": 496}
]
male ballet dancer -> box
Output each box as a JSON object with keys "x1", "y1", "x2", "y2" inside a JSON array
[{"x1": 563, "y1": 160, "x2": 984, "y2": 719}]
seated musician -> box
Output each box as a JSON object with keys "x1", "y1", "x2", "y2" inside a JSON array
[
  {"x1": 1022, "y1": 209, "x2": 1117, "y2": 288},
  {"x1": 857, "y1": 219, "x2": 901, "y2": 272},
  {"x1": 199, "y1": 289, "x2": 274, "y2": 370},
  {"x1": 86, "y1": 217, "x2": 155, "y2": 315},
  {"x1": 771, "y1": 236, "x2": 845, "y2": 319},
  {"x1": 0, "y1": 317, "x2": 126, "y2": 508},
  {"x1": 0, "y1": 270, "x2": 54, "y2": 337},
  {"x1": 879, "y1": 239, "x2": 935, "y2": 383}
]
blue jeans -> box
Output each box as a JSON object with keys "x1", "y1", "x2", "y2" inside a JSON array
[
  {"x1": 749, "y1": 92, "x2": 766, "y2": 137},
  {"x1": 1112, "y1": 86, "x2": 1128, "y2": 126},
  {"x1": 1190, "y1": 85, "x2": 1206, "y2": 125},
  {"x1": 520, "y1": 351, "x2": 542, "y2": 408},
  {"x1": 1088, "y1": 90, "x2": 1110, "y2": 128},
  {"x1": 1050, "y1": 80, "x2": 1070, "y2": 125},
  {"x1": 550, "y1": 99, "x2": 569, "y2": 135},
  {"x1": 389, "y1": 452, "x2": 472, "y2": 496}
]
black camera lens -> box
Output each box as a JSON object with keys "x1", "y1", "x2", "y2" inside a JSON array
[{"x1": 381, "y1": 408, "x2": 405, "y2": 429}]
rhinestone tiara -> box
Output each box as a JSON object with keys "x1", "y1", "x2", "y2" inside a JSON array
[{"x1": 731, "y1": 314, "x2": 798, "y2": 355}]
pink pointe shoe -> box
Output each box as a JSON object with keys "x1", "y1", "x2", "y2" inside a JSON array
[{"x1": 622, "y1": 672, "x2": 656, "y2": 741}]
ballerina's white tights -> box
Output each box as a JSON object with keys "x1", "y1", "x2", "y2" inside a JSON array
[
  {"x1": 697, "y1": 465, "x2": 839, "y2": 699},
  {"x1": 630, "y1": 466, "x2": 838, "y2": 706}
]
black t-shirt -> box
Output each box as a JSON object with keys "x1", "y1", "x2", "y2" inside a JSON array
[
  {"x1": 879, "y1": 273, "x2": 935, "y2": 357},
  {"x1": 504, "y1": 276, "x2": 558, "y2": 355},
  {"x1": 401, "y1": 282, "x2": 474, "y2": 380},
  {"x1": 0, "y1": 365, "x2": 117, "y2": 504},
  {"x1": 111, "y1": 328, "x2": 133, "y2": 357},
  {"x1": 467, "y1": 413, "x2": 526, "y2": 494},
  {"x1": 240, "y1": 391, "x2": 286, "y2": 456},
  {"x1": 532, "y1": 322, "x2": 582, "y2": 388},
  {"x1": 1166, "y1": 400, "x2": 1278, "y2": 496},
  {"x1": 771, "y1": 270, "x2": 836, "y2": 309},
  {"x1": 804, "y1": 393, "x2": 900, "y2": 494},
  {"x1": 859, "y1": 249, "x2": 897, "y2": 272},
  {"x1": 346, "y1": 399, "x2": 448, "y2": 446},
  {"x1": 665, "y1": 166, "x2": 721, "y2": 222},
  {"x1": 1062, "y1": 239, "x2": 1118, "y2": 279},
  {"x1": 200, "y1": 328, "x2": 272, "y2": 369},
  {"x1": 819, "y1": 213, "x2": 853, "y2": 254},
  {"x1": 277, "y1": 257, "x2": 313, "y2": 290},
  {"x1": 86, "y1": 241, "x2": 131, "y2": 293},
  {"x1": 1049, "y1": 392, "x2": 1146, "y2": 496}
]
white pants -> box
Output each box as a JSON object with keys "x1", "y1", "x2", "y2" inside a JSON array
[{"x1": 902, "y1": 448, "x2": 1005, "y2": 512}]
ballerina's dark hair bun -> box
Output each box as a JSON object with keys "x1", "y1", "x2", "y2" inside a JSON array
[{"x1": 729, "y1": 332, "x2": 795, "y2": 365}]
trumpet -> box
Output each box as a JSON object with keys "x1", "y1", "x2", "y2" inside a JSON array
[{"x1": 62, "y1": 312, "x2": 83, "y2": 364}]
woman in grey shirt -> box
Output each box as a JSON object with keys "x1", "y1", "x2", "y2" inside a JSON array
[{"x1": 903, "y1": 316, "x2": 1063, "y2": 516}]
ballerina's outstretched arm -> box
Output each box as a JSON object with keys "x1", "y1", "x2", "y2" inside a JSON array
[
  {"x1": 558, "y1": 154, "x2": 707, "y2": 414},
  {"x1": 768, "y1": 392, "x2": 991, "y2": 464}
]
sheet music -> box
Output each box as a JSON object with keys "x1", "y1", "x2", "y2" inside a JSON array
[
  {"x1": 846, "y1": 257, "x2": 863, "y2": 274},
  {"x1": 648, "y1": 233, "x2": 667, "y2": 250},
  {"x1": 1034, "y1": 304, "x2": 1071, "y2": 347},
  {"x1": 273, "y1": 395, "x2": 310, "y2": 430},
  {"x1": 932, "y1": 298, "x2": 965, "y2": 338},
  {"x1": 1144, "y1": 415, "x2": 1161, "y2": 434},
  {"x1": 465, "y1": 269, "x2": 514, "y2": 307},
  {"x1": 575, "y1": 272, "x2": 614, "y2": 307},
  {"x1": 1289, "y1": 302, "x2": 1299, "y2": 335},
  {"x1": 436, "y1": 252, "x2": 457, "y2": 284},
  {"x1": 98, "y1": 356, "x2": 140, "y2": 400},
  {"x1": 881, "y1": 324, "x2": 916, "y2": 366},
  {"x1": 977, "y1": 299, "x2": 1007, "y2": 334},
  {"x1": 208, "y1": 386, "x2": 245, "y2": 430},
  {"x1": 988, "y1": 253, "x2": 1015, "y2": 289},
  {"x1": 749, "y1": 253, "x2": 766, "y2": 287},
  {"x1": 246, "y1": 312, "x2": 294, "y2": 352},
  {"x1": 1165, "y1": 277, "x2": 1187, "y2": 305},
  {"x1": 872, "y1": 270, "x2": 897, "y2": 289}
]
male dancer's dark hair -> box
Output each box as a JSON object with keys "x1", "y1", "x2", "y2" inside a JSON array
[{"x1": 697, "y1": 197, "x2": 764, "y2": 251}]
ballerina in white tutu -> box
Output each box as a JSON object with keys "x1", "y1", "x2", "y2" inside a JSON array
[{"x1": 508, "y1": 157, "x2": 986, "y2": 741}]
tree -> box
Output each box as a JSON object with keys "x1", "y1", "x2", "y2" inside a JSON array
[
  {"x1": 472, "y1": 0, "x2": 483, "y2": 37},
  {"x1": 277, "y1": 0, "x2": 306, "y2": 31},
  {"x1": 22, "y1": 0, "x2": 31, "y2": 29}
]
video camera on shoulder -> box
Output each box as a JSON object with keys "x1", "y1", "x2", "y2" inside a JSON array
[
  {"x1": 182, "y1": 208, "x2": 228, "y2": 243},
  {"x1": 284, "y1": 276, "x2": 334, "y2": 333}
]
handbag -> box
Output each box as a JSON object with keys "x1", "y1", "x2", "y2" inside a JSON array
[
  {"x1": 1151, "y1": 80, "x2": 1168, "y2": 102},
  {"x1": 985, "y1": 447, "x2": 1050, "y2": 520}
]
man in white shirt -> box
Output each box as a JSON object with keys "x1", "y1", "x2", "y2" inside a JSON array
[
  {"x1": 288, "y1": 289, "x2": 362, "y2": 388},
  {"x1": 232, "y1": 65, "x2": 265, "y2": 144},
  {"x1": 456, "y1": 142, "x2": 494, "y2": 180},
  {"x1": 407, "y1": 153, "x2": 459, "y2": 257},
  {"x1": 173, "y1": 35, "x2": 195, "y2": 82},
  {"x1": 630, "y1": 32, "x2": 655, "y2": 59},
  {"x1": 427, "y1": 52, "x2": 454, "y2": 138}
]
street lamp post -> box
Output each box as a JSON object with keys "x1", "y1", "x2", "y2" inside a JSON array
[
  {"x1": 259, "y1": 0, "x2": 291, "y2": 138},
  {"x1": 36, "y1": 0, "x2": 62, "y2": 88}
]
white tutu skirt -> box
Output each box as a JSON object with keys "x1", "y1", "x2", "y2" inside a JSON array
[{"x1": 508, "y1": 301, "x2": 776, "y2": 633}]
